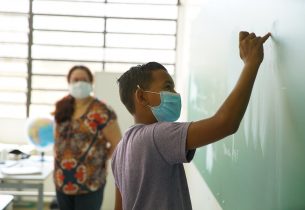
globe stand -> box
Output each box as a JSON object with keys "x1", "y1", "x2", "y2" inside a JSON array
[{"x1": 40, "y1": 151, "x2": 45, "y2": 162}]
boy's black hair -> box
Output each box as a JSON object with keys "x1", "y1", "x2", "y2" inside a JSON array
[{"x1": 117, "y1": 62, "x2": 167, "y2": 114}]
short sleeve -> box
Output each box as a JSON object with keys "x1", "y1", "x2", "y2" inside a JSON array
[
  {"x1": 152, "y1": 122, "x2": 195, "y2": 165},
  {"x1": 106, "y1": 105, "x2": 117, "y2": 121},
  {"x1": 111, "y1": 147, "x2": 120, "y2": 188},
  {"x1": 88, "y1": 100, "x2": 117, "y2": 131}
]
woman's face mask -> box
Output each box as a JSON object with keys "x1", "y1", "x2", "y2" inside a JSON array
[
  {"x1": 69, "y1": 81, "x2": 92, "y2": 99},
  {"x1": 140, "y1": 86, "x2": 181, "y2": 122}
]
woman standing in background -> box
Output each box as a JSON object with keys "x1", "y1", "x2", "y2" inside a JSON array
[{"x1": 53, "y1": 65, "x2": 121, "y2": 210}]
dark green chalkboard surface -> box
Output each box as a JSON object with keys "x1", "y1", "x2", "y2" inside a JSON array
[{"x1": 186, "y1": 0, "x2": 305, "y2": 209}]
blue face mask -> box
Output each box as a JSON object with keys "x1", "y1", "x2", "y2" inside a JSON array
[{"x1": 142, "y1": 89, "x2": 182, "y2": 122}]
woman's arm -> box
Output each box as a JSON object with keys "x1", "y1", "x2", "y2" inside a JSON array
[{"x1": 103, "y1": 119, "x2": 122, "y2": 158}]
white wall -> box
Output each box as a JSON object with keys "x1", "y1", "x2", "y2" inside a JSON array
[
  {"x1": 0, "y1": 118, "x2": 28, "y2": 144},
  {"x1": 185, "y1": 163, "x2": 222, "y2": 210}
]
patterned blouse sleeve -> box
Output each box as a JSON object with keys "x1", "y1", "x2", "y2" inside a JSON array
[
  {"x1": 106, "y1": 105, "x2": 117, "y2": 121},
  {"x1": 90, "y1": 100, "x2": 117, "y2": 131}
]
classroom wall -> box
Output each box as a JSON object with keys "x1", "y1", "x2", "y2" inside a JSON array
[
  {"x1": 0, "y1": 118, "x2": 28, "y2": 144},
  {"x1": 181, "y1": 0, "x2": 305, "y2": 209}
]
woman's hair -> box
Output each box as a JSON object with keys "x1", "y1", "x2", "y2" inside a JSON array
[
  {"x1": 117, "y1": 62, "x2": 167, "y2": 114},
  {"x1": 54, "y1": 65, "x2": 94, "y2": 124},
  {"x1": 66, "y1": 65, "x2": 94, "y2": 83}
]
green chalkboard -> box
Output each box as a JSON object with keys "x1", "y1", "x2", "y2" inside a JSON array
[{"x1": 185, "y1": 0, "x2": 305, "y2": 209}]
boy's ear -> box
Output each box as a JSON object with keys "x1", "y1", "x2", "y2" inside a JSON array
[{"x1": 135, "y1": 88, "x2": 149, "y2": 107}]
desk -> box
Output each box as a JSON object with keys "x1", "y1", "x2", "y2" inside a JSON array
[
  {"x1": 0, "y1": 195, "x2": 13, "y2": 210},
  {"x1": 0, "y1": 156, "x2": 53, "y2": 210}
]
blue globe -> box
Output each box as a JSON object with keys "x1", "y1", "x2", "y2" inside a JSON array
[{"x1": 26, "y1": 117, "x2": 54, "y2": 150}]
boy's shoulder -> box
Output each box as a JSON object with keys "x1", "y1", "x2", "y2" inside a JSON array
[
  {"x1": 125, "y1": 122, "x2": 189, "y2": 134},
  {"x1": 111, "y1": 124, "x2": 154, "y2": 162},
  {"x1": 122, "y1": 123, "x2": 155, "y2": 140},
  {"x1": 122, "y1": 122, "x2": 190, "y2": 143},
  {"x1": 123, "y1": 122, "x2": 170, "y2": 138}
]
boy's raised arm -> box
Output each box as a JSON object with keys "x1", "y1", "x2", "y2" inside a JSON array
[{"x1": 186, "y1": 31, "x2": 271, "y2": 150}]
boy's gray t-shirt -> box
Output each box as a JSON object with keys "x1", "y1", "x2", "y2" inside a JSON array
[{"x1": 111, "y1": 122, "x2": 195, "y2": 210}]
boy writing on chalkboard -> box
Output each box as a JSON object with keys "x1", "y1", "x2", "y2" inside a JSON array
[{"x1": 111, "y1": 31, "x2": 271, "y2": 210}]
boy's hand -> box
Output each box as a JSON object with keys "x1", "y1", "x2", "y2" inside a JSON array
[
  {"x1": 239, "y1": 31, "x2": 271, "y2": 66},
  {"x1": 187, "y1": 31, "x2": 272, "y2": 150}
]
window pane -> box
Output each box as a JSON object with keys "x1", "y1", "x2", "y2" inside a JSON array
[
  {"x1": 105, "y1": 48, "x2": 175, "y2": 63},
  {"x1": 32, "y1": 60, "x2": 103, "y2": 75},
  {"x1": 0, "y1": 15, "x2": 29, "y2": 32},
  {"x1": 0, "y1": 60, "x2": 27, "y2": 77},
  {"x1": 0, "y1": 104, "x2": 26, "y2": 118},
  {"x1": 31, "y1": 90, "x2": 67, "y2": 104},
  {"x1": 0, "y1": 91, "x2": 27, "y2": 103},
  {"x1": 32, "y1": 45, "x2": 104, "y2": 61},
  {"x1": 33, "y1": 31, "x2": 104, "y2": 47},
  {"x1": 0, "y1": 32, "x2": 28, "y2": 43},
  {"x1": 33, "y1": 0, "x2": 105, "y2": 17},
  {"x1": 164, "y1": 65, "x2": 174, "y2": 75},
  {"x1": 108, "y1": 0, "x2": 177, "y2": 4},
  {"x1": 106, "y1": 4, "x2": 177, "y2": 19},
  {"x1": 107, "y1": 19, "x2": 176, "y2": 35},
  {"x1": 0, "y1": 76, "x2": 27, "y2": 91},
  {"x1": 0, "y1": 0, "x2": 29, "y2": 13},
  {"x1": 32, "y1": 75, "x2": 67, "y2": 90},
  {"x1": 33, "y1": 15, "x2": 105, "y2": 32},
  {"x1": 0, "y1": 43, "x2": 28, "y2": 58},
  {"x1": 0, "y1": 0, "x2": 178, "y2": 119},
  {"x1": 106, "y1": 34, "x2": 175, "y2": 49},
  {"x1": 29, "y1": 104, "x2": 54, "y2": 118},
  {"x1": 69, "y1": 0, "x2": 105, "y2": 1},
  {"x1": 104, "y1": 62, "x2": 175, "y2": 74},
  {"x1": 104, "y1": 62, "x2": 139, "y2": 73}
]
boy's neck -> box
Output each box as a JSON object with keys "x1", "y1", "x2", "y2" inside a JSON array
[{"x1": 134, "y1": 114, "x2": 157, "y2": 125}]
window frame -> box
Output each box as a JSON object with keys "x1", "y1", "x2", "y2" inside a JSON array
[{"x1": 0, "y1": 0, "x2": 180, "y2": 118}]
